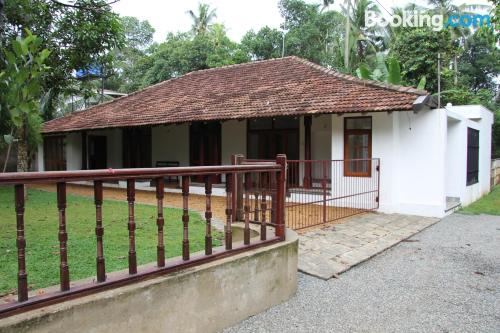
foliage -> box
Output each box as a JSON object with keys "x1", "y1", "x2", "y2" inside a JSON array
[
  {"x1": 0, "y1": 187, "x2": 221, "y2": 295},
  {"x1": 125, "y1": 26, "x2": 248, "y2": 91},
  {"x1": 241, "y1": 26, "x2": 283, "y2": 60},
  {"x1": 104, "y1": 16, "x2": 155, "y2": 93},
  {"x1": 278, "y1": 0, "x2": 346, "y2": 67},
  {"x1": 390, "y1": 28, "x2": 455, "y2": 93},
  {"x1": 0, "y1": 30, "x2": 50, "y2": 171},
  {"x1": 1, "y1": 0, "x2": 124, "y2": 120},
  {"x1": 458, "y1": 28, "x2": 500, "y2": 92},
  {"x1": 460, "y1": 185, "x2": 500, "y2": 215}
]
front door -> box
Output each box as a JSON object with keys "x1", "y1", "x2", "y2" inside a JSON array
[
  {"x1": 247, "y1": 117, "x2": 300, "y2": 185},
  {"x1": 88, "y1": 136, "x2": 107, "y2": 169},
  {"x1": 190, "y1": 122, "x2": 221, "y2": 183}
]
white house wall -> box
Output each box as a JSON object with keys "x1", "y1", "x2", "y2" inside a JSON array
[
  {"x1": 66, "y1": 132, "x2": 82, "y2": 170},
  {"x1": 394, "y1": 109, "x2": 447, "y2": 217},
  {"x1": 152, "y1": 124, "x2": 190, "y2": 167},
  {"x1": 444, "y1": 105, "x2": 493, "y2": 206},
  {"x1": 330, "y1": 110, "x2": 448, "y2": 217},
  {"x1": 221, "y1": 120, "x2": 247, "y2": 164}
]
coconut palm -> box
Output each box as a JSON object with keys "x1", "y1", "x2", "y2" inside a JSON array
[
  {"x1": 341, "y1": 0, "x2": 384, "y2": 70},
  {"x1": 187, "y1": 3, "x2": 217, "y2": 35},
  {"x1": 321, "y1": 0, "x2": 335, "y2": 13}
]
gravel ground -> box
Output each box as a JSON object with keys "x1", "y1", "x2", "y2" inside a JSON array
[{"x1": 225, "y1": 213, "x2": 500, "y2": 333}]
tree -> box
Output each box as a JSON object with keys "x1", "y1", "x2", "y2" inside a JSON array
[
  {"x1": 0, "y1": 31, "x2": 50, "y2": 172},
  {"x1": 187, "y1": 3, "x2": 217, "y2": 35},
  {"x1": 343, "y1": 0, "x2": 384, "y2": 68},
  {"x1": 390, "y1": 28, "x2": 455, "y2": 93},
  {"x1": 458, "y1": 28, "x2": 500, "y2": 92},
  {"x1": 241, "y1": 26, "x2": 283, "y2": 60},
  {"x1": 279, "y1": 0, "x2": 345, "y2": 66},
  {"x1": 126, "y1": 26, "x2": 248, "y2": 91},
  {"x1": 1, "y1": 0, "x2": 124, "y2": 120},
  {"x1": 107, "y1": 16, "x2": 155, "y2": 93}
]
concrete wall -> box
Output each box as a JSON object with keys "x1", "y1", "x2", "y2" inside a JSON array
[
  {"x1": 444, "y1": 105, "x2": 494, "y2": 206},
  {"x1": 0, "y1": 228, "x2": 298, "y2": 333}
]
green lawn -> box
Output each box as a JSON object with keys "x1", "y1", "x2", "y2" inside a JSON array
[
  {"x1": 0, "y1": 186, "x2": 221, "y2": 296},
  {"x1": 459, "y1": 185, "x2": 500, "y2": 215}
]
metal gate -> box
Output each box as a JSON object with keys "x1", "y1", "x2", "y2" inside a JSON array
[{"x1": 235, "y1": 156, "x2": 380, "y2": 231}]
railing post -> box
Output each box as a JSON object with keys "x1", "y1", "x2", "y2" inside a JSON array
[
  {"x1": 275, "y1": 154, "x2": 287, "y2": 240},
  {"x1": 232, "y1": 154, "x2": 244, "y2": 221},
  {"x1": 182, "y1": 176, "x2": 190, "y2": 260},
  {"x1": 243, "y1": 173, "x2": 251, "y2": 245},
  {"x1": 204, "y1": 176, "x2": 213, "y2": 255},
  {"x1": 14, "y1": 185, "x2": 28, "y2": 302},
  {"x1": 303, "y1": 116, "x2": 312, "y2": 188},
  {"x1": 156, "y1": 178, "x2": 165, "y2": 267},
  {"x1": 57, "y1": 182, "x2": 70, "y2": 291},
  {"x1": 94, "y1": 180, "x2": 106, "y2": 282},
  {"x1": 322, "y1": 160, "x2": 327, "y2": 224},
  {"x1": 127, "y1": 179, "x2": 137, "y2": 274}
]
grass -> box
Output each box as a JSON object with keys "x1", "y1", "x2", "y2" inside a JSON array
[
  {"x1": 0, "y1": 186, "x2": 221, "y2": 296},
  {"x1": 459, "y1": 185, "x2": 500, "y2": 215}
]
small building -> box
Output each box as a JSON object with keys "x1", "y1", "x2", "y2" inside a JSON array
[{"x1": 38, "y1": 56, "x2": 494, "y2": 218}]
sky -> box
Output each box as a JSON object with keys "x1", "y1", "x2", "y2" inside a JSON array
[{"x1": 111, "y1": 0, "x2": 493, "y2": 43}]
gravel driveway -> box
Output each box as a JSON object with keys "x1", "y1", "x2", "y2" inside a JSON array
[{"x1": 225, "y1": 213, "x2": 500, "y2": 333}]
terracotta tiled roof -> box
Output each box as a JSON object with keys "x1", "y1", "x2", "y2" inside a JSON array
[{"x1": 42, "y1": 56, "x2": 429, "y2": 133}]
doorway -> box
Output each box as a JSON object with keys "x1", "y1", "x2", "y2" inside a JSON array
[
  {"x1": 189, "y1": 122, "x2": 222, "y2": 183},
  {"x1": 88, "y1": 135, "x2": 107, "y2": 169}
]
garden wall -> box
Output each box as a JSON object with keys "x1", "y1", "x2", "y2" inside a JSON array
[{"x1": 0, "y1": 228, "x2": 298, "y2": 333}]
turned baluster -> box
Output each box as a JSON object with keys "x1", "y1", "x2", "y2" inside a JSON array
[
  {"x1": 127, "y1": 179, "x2": 137, "y2": 274},
  {"x1": 253, "y1": 192, "x2": 260, "y2": 222},
  {"x1": 225, "y1": 176, "x2": 232, "y2": 250},
  {"x1": 57, "y1": 182, "x2": 70, "y2": 291},
  {"x1": 204, "y1": 177, "x2": 213, "y2": 255},
  {"x1": 260, "y1": 190, "x2": 267, "y2": 241},
  {"x1": 15, "y1": 185, "x2": 28, "y2": 302},
  {"x1": 156, "y1": 178, "x2": 165, "y2": 267},
  {"x1": 243, "y1": 173, "x2": 251, "y2": 245},
  {"x1": 94, "y1": 180, "x2": 106, "y2": 282},
  {"x1": 182, "y1": 176, "x2": 190, "y2": 260}
]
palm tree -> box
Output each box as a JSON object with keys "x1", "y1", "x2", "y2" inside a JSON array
[
  {"x1": 187, "y1": 3, "x2": 217, "y2": 35},
  {"x1": 427, "y1": 0, "x2": 491, "y2": 85},
  {"x1": 341, "y1": 0, "x2": 383, "y2": 71},
  {"x1": 321, "y1": 0, "x2": 335, "y2": 13}
]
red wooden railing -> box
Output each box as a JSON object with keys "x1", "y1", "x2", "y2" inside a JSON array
[{"x1": 0, "y1": 155, "x2": 287, "y2": 318}]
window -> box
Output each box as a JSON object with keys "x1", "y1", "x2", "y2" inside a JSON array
[
  {"x1": 466, "y1": 127, "x2": 479, "y2": 186},
  {"x1": 344, "y1": 117, "x2": 372, "y2": 177}
]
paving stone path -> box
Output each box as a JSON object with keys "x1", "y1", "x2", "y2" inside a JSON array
[{"x1": 299, "y1": 213, "x2": 440, "y2": 279}]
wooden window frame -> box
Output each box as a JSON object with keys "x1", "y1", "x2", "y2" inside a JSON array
[
  {"x1": 343, "y1": 116, "x2": 372, "y2": 177},
  {"x1": 246, "y1": 118, "x2": 300, "y2": 160}
]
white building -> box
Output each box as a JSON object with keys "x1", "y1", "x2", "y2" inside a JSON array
[{"x1": 37, "y1": 57, "x2": 494, "y2": 219}]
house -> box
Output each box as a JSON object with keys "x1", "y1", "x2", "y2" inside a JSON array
[{"x1": 38, "y1": 56, "x2": 494, "y2": 218}]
